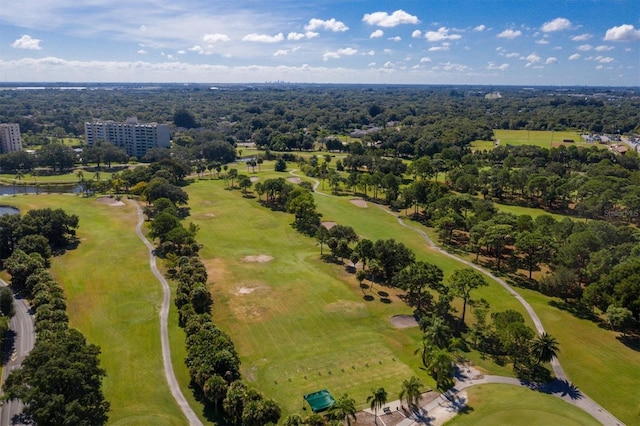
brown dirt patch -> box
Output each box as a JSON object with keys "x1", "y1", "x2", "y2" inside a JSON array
[
  {"x1": 242, "y1": 254, "x2": 274, "y2": 263},
  {"x1": 350, "y1": 198, "x2": 368, "y2": 208},
  {"x1": 321, "y1": 221, "x2": 337, "y2": 229},
  {"x1": 96, "y1": 196, "x2": 125, "y2": 207},
  {"x1": 202, "y1": 258, "x2": 230, "y2": 286},
  {"x1": 390, "y1": 314, "x2": 418, "y2": 328},
  {"x1": 235, "y1": 283, "x2": 269, "y2": 296},
  {"x1": 287, "y1": 177, "x2": 302, "y2": 184}
]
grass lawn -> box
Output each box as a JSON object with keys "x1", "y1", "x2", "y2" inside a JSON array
[
  {"x1": 512, "y1": 287, "x2": 640, "y2": 425},
  {"x1": 446, "y1": 384, "x2": 600, "y2": 426},
  {"x1": 471, "y1": 129, "x2": 605, "y2": 151},
  {"x1": 3, "y1": 195, "x2": 205, "y2": 425}
]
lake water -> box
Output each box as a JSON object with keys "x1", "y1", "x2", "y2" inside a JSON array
[
  {"x1": 0, "y1": 206, "x2": 20, "y2": 215},
  {"x1": 0, "y1": 184, "x2": 80, "y2": 196}
]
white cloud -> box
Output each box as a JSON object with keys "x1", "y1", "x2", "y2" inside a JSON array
[
  {"x1": 541, "y1": 17, "x2": 572, "y2": 32},
  {"x1": 188, "y1": 45, "x2": 203, "y2": 53},
  {"x1": 273, "y1": 49, "x2": 288, "y2": 57},
  {"x1": 412, "y1": 30, "x2": 422, "y2": 38},
  {"x1": 428, "y1": 43, "x2": 450, "y2": 52},
  {"x1": 137, "y1": 49, "x2": 147, "y2": 55},
  {"x1": 604, "y1": 24, "x2": 640, "y2": 42},
  {"x1": 497, "y1": 29, "x2": 522, "y2": 39},
  {"x1": 287, "y1": 32, "x2": 306, "y2": 41},
  {"x1": 322, "y1": 47, "x2": 357, "y2": 61},
  {"x1": 487, "y1": 62, "x2": 509, "y2": 71},
  {"x1": 595, "y1": 45, "x2": 614, "y2": 51},
  {"x1": 577, "y1": 44, "x2": 593, "y2": 51},
  {"x1": 535, "y1": 38, "x2": 550, "y2": 45},
  {"x1": 11, "y1": 35, "x2": 42, "y2": 50},
  {"x1": 389, "y1": 36, "x2": 402, "y2": 42},
  {"x1": 571, "y1": 33, "x2": 592, "y2": 42},
  {"x1": 242, "y1": 33, "x2": 284, "y2": 43},
  {"x1": 305, "y1": 31, "x2": 319, "y2": 39},
  {"x1": 362, "y1": 10, "x2": 419, "y2": 27},
  {"x1": 432, "y1": 62, "x2": 471, "y2": 72},
  {"x1": 568, "y1": 53, "x2": 581, "y2": 60},
  {"x1": 474, "y1": 25, "x2": 486, "y2": 32},
  {"x1": 525, "y1": 53, "x2": 542, "y2": 63},
  {"x1": 305, "y1": 18, "x2": 348, "y2": 32},
  {"x1": 505, "y1": 52, "x2": 520, "y2": 58},
  {"x1": 370, "y1": 29, "x2": 384, "y2": 39},
  {"x1": 545, "y1": 57, "x2": 558, "y2": 64},
  {"x1": 177, "y1": 50, "x2": 186, "y2": 55},
  {"x1": 203, "y1": 33, "x2": 230, "y2": 43},
  {"x1": 596, "y1": 56, "x2": 615, "y2": 63},
  {"x1": 425, "y1": 27, "x2": 462, "y2": 42},
  {"x1": 420, "y1": 57, "x2": 431, "y2": 63}
]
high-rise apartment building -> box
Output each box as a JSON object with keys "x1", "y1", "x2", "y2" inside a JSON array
[
  {"x1": 84, "y1": 117, "x2": 170, "y2": 159},
  {"x1": 0, "y1": 123, "x2": 23, "y2": 154}
]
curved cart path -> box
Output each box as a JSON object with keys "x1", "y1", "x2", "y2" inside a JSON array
[
  {"x1": 134, "y1": 201, "x2": 203, "y2": 426},
  {"x1": 293, "y1": 171, "x2": 624, "y2": 426}
]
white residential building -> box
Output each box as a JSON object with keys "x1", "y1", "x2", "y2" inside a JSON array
[
  {"x1": 84, "y1": 117, "x2": 170, "y2": 159},
  {"x1": 0, "y1": 123, "x2": 23, "y2": 154}
]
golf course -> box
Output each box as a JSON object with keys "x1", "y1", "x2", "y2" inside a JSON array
[{"x1": 3, "y1": 165, "x2": 638, "y2": 424}]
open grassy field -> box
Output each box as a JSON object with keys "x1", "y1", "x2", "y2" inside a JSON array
[
  {"x1": 471, "y1": 129, "x2": 605, "y2": 151},
  {"x1": 446, "y1": 384, "x2": 600, "y2": 426},
  {"x1": 513, "y1": 287, "x2": 640, "y2": 425},
  {"x1": 3, "y1": 194, "x2": 204, "y2": 425}
]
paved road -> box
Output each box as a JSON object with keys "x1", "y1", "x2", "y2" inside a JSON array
[
  {"x1": 133, "y1": 201, "x2": 203, "y2": 426},
  {"x1": 0, "y1": 279, "x2": 35, "y2": 426}
]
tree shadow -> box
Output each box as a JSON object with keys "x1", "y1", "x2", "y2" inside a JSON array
[
  {"x1": 380, "y1": 298, "x2": 392, "y2": 304},
  {"x1": 532, "y1": 379, "x2": 584, "y2": 400},
  {"x1": 548, "y1": 300, "x2": 600, "y2": 322},
  {"x1": 378, "y1": 291, "x2": 389, "y2": 297},
  {"x1": 360, "y1": 283, "x2": 370, "y2": 292},
  {"x1": 363, "y1": 295, "x2": 375, "y2": 302},
  {"x1": 2, "y1": 329, "x2": 16, "y2": 365},
  {"x1": 617, "y1": 334, "x2": 640, "y2": 351}
]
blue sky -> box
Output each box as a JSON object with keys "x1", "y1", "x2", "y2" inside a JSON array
[{"x1": 1, "y1": 0, "x2": 638, "y2": 85}]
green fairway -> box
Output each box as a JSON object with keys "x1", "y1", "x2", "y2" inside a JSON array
[
  {"x1": 4, "y1": 195, "x2": 202, "y2": 425},
  {"x1": 471, "y1": 129, "x2": 605, "y2": 151},
  {"x1": 446, "y1": 384, "x2": 600, "y2": 426},
  {"x1": 512, "y1": 288, "x2": 640, "y2": 425},
  {"x1": 186, "y1": 174, "x2": 533, "y2": 415}
]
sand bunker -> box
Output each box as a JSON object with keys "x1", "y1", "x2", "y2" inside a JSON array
[
  {"x1": 287, "y1": 177, "x2": 302, "y2": 184},
  {"x1": 250, "y1": 176, "x2": 260, "y2": 182},
  {"x1": 96, "y1": 196, "x2": 125, "y2": 207},
  {"x1": 390, "y1": 314, "x2": 419, "y2": 328},
  {"x1": 321, "y1": 221, "x2": 337, "y2": 229},
  {"x1": 242, "y1": 254, "x2": 274, "y2": 263},
  {"x1": 350, "y1": 198, "x2": 368, "y2": 208}
]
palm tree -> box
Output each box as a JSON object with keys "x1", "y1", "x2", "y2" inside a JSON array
[
  {"x1": 328, "y1": 393, "x2": 357, "y2": 426},
  {"x1": 367, "y1": 387, "x2": 387, "y2": 425},
  {"x1": 530, "y1": 332, "x2": 560, "y2": 367},
  {"x1": 425, "y1": 347, "x2": 455, "y2": 391},
  {"x1": 399, "y1": 376, "x2": 424, "y2": 410}
]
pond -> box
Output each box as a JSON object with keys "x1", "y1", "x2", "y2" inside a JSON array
[
  {"x1": 0, "y1": 184, "x2": 80, "y2": 196},
  {"x1": 0, "y1": 206, "x2": 20, "y2": 216}
]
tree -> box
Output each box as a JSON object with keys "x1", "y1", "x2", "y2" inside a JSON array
[
  {"x1": 449, "y1": 268, "x2": 488, "y2": 329},
  {"x1": 422, "y1": 345, "x2": 455, "y2": 391},
  {"x1": 530, "y1": 332, "x2": 560, "y2": 367},
  {"x1": 515, "y1": 231, "x2": 554, "y2": 279},
  {"x1": 366, "y1": 387, "x2": 387, "y2": 424},
  {"x1": 0, "y1": 286, "x2": 15, "y2": 318},
  {"x1": 394, "y1": 261, "x2": 444, "y2": 314},
  {"x1": 328, "y1": 393, "x2": 357, "y2": 426},
  {"x1": 238, "y1": 175, "x2": 252, "y2": 194},
  {"x1": 3, "y1": 328, "x2": 110, "y2": 425},
  {"x1": 275, "y1": 157, "x2": 287, "y2": 172},
  {"x1": 606, "y1": 305, "x2": 635, "y2": 336},
  {"x1": 315, "y1": 226, "x2": 330, "y2": 256},
  {"x1": 399, "y1": 376, "x2": 424, "y2": 410}
]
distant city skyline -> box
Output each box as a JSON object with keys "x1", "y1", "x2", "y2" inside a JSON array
[{"x1": 1, "y1": 0, "x2": 638, "y2": 86}]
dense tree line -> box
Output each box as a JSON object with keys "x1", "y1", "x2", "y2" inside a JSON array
[
  {"x1": 1, "y1": 210, "x2": 109, "y2": 425},
  {"x1": 144, "y1": 165, "x2": 281, "y2": 425}
]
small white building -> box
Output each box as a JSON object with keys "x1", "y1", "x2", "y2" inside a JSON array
[{"x1": 0, "y1": 123, "x2": 23, "y2": 154}]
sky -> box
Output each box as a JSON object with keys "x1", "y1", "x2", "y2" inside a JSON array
[{"x1": 0, "y1": 0, "x2": 639, "y2": 86}]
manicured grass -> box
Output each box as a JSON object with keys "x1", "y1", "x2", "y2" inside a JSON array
[
  {"x1": 491, "y1": 202, "x2": 575, "y2": 221},
  {"x1": 4, "y1": 195, "x2": 204, "y2": 425},
  {"x1": 512, "y1": 287, "x2": 640, "y2": 425},
  {"x1": 471, "y1": 129, "x2": 605, "y2": 151},
  {"x1": 446, "y1": 384, "x2": 600, "y2": 426}
]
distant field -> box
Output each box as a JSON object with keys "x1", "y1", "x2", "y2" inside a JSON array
[
  {"x1": 446, "y1": 384, "x2": 600, "y2": 426},
  {"x1": 471, "y1": 129, "x2": 605, "y2": 151}
]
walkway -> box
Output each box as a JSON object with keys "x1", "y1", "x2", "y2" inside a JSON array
[
  {"x1": 133, "y1": 200, "x2": 203, "y2": 426},
  {"x1": 294, "y1": 172, "x2": 623, "y2": 425}
]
